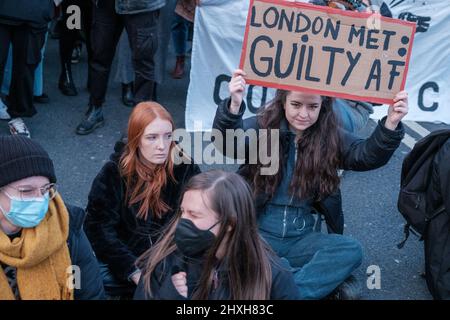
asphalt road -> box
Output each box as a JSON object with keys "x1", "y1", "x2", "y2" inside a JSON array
[{"x1": 1, "y1": 37, "x2": 448, "y2": 300}]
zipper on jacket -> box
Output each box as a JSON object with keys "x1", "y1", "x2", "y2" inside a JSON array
[
  {"x1": 282, "y1": 194, "x2": 294, "y2": 238},
  {"x1": 282, "y1": 136, "x2": 297, "y2": 238}
]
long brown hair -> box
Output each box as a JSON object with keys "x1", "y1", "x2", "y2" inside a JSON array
[
  {"x1": 137, "y1": 170, "x2": 274, "y2": 299},
  {"x1": 120, "y1": 102, "x2": 176, "y2": 220},
  {"x1": 250, "y1": 90, "x2": 342, "y2": 201}
]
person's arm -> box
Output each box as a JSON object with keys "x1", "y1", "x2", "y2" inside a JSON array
[
  {"x1": 83, "y1": 162, "x2": 139, "y2": 282},
  {"x1": 341, "y1": 91, "x2": 408, "y2": 171},
  {"x1": 73, "y1": 229, "x2": 106, "y2": 300},
  {"x1": 269, "y1": 259, "x2": 300, "y2": 300},
  {"x1": 134, "y1": 258, "x2": 188, "y2": 300},
  {"x1": 212, "y1": 69, "x2": 259, "y2": 162}
]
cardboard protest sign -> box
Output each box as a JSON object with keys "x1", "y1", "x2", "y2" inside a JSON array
[{"x1": 239, "y1": 0, "x2": 416, "y2": 104}]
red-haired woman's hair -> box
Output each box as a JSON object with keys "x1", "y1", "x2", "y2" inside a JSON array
[{"x1": 120, "y1": 102, "x2": 176, "y2": 220}]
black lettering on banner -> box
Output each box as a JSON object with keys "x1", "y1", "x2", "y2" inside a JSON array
[
  {"x1": 365, "y1": 59, "x2": 381, "y2": 91},
  {"x1": 382, "y1": 30, "x2": 396, "y2": 50},
  {"x1": 250, "y1": 35, "x2": 274, "y2": 77},
  {"x1": 296, "y1": 44, "x2": 307, "y2": 80},
  {"x1": 418, "y1": 81, "x2": 439, "y2": 112},
  {"x1": 305, "y1": 46, "x2": 320, "y2": 82},
  {"x1": 279, "y1": 9, "x2": 295, "y2": 31},
  {"x1": 398, "y1": 12, "x2": 431, "y2": 33},
  {"x1": 274, "y1": 41, "x2": 298, "y2": 79},
  {"x1": 322, "y1": 46, "x2": 345, "y2": 84},
  {"x1": 263, "y1": 7, "x2": 279, "y2": 28},
  {"x1": 341, "y1": 51, "x2": 361, "y2": 86},
  {"x1": 213, "y1": 74, "x2": 267, "y2": 115},
  {"x1": 348, "y1": 24, "x2": 365, "y2": 46},
  {"x1": 250, "y1": 6, "x2": 262, "y2": 28},
  {"x1": 247, "y1": 85, "x2": 268, "y2": 113},
  {"x1": 324, "y1": 19, "x2": 341, "y2": 40},
  {"x1": 366, "y1": 29, "x2": 380, "y2": 49},
  {"x1": 213, "y1": 74, "x2": 231, "y2": 106},
  {"x1": 387, "y1": 60, "x2": 405, "y2": 90},
  {"x1": 295, "y1": 12, "x2": 311, "y2": 32},
  {"x1": 311, "y1": 16, "x2": 324, "y2": 35}
]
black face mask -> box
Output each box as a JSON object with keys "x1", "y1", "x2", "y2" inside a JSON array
[{"x1": 174, "y1": 218, "x2": 219, "y2": 258}]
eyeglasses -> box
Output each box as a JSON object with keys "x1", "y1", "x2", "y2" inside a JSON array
[{"x1": 3, "y1": 183, "x2": 58, "y2": 201}]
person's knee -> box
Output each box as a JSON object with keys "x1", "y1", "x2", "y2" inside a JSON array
[
  {"x1": 133, "y1": 27, "x2": 157, "y2": 59},
  {"x1": 345, "y1": 238, "x2": 363, "y2": 268},
  {"x1": 335, "y1": 236, "x2": 363, "y2": 269}
]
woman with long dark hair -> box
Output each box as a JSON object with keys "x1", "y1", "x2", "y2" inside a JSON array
[
  {"x1": 84, "y1": 101, "x2": 200, "y2": 298},
  {"x1": 212, "y1": 69, "x2": 408, "y2": 299},
  {"x1": 134, "y1": 170, "x2": 299, "y2": 300}
]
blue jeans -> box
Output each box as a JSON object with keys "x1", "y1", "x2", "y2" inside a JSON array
[
  {"x1": 171, "y1": 13, "x2": 189, "y2": 56},
  {"x1": 259, "y1": 205, "x2": 363, "y2": 299},
  {"x1": 1, "y1": 32, "x2": 48, "y2": 96},
  {"x1": 333, "y1": 99, "x2": 373, "y2": 134}
]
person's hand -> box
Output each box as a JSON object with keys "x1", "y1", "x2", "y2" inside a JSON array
[
  {"x1": 385, "y1": 91, "x2": 408, "y2": 130},
  {"x1": 171, "y1": 272, "x2": 188, "y2": 298},
  {"x1": 131, "y1": 271, "x2": 142, "y2": 285},
  {"x1": 229, "y1": 69, "x2": 247, "y2": 114}
]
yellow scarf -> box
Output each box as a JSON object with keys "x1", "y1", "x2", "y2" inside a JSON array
[{"x1": 0, "y1": 194, "x2": 74, "y2": 300}]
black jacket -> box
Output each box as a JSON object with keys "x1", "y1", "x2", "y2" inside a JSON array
[
  {"x1": 427, "y1": 137, "x2": 450, "y2": 299},
  {"x1": 0, "y1": 0, "x2": 55, "y2": 29},
  {"x1": 133, "y1": 251, "x2": 300, "y2": 300},
  {"x1": 213, "y1": 98, "x2": 405, "y2": 234},
  {"x1": 429, "y1": 138, "x2": 450, "y2": 217},
  {"x1": 84, "y1": 140, "x2": 201, "y2": 282},
  {"x1": 66, "y1": 205, "x2": 106, "y2": 300}
]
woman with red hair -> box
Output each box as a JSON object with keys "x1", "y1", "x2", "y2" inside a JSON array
[{"x1": 84, "y1": 102, "x2": 200, "y2": 298}]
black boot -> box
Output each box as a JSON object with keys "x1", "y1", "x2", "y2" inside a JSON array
[
  {"x1": 121, "y1": 82, "x2": 134, "y2": 107},
  {"x1": 75, "y1": 105, "x2": 104, "y2": 135},
  {"x1": 59, "y1": 63, "x2": 78, "y2": 96},
  {"x1": 326, "y1": 276, "x2": 361, "y2": 300},
  {"x1": 33, "y1": 93, "x2": 50, "y2": 104}
]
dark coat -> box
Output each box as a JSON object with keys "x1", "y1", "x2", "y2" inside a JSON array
[
  {"x1": 426, "y1": 137, "x2": 450, "y2": 299},
  {"x1": 0, "y1": 0, "x2": 55, "y2": 29},
  {"x1": 429, "y1": 138, "x2": 450, "y2": 216},
  {"x1": 213, "y1": 98, "x2": 405, "y2": 234},
  {"x1": 133, "y1": 251, "x2": 300, "y2": 300},
  {"x1": 66, "y1": 205, "x2": 106, "y2": 300},
  {"x1": 84, "y1": 140, "x2": 201, "y2": 282}
]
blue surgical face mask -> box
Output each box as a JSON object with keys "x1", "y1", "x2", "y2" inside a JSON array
[{"x1": 0, "y1": 191, "x2": 50, "y2": 228}]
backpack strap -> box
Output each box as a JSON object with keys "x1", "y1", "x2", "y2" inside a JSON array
[{"x1": 397, "y1": 204, "x2": 446, "y2": 249}]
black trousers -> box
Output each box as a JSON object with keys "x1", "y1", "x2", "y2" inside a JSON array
[
  {"x1": 89, "y1": 0, "x2": 159, "y2": 107},
  {"x1": 0, "y1": 23, "x2": 46, "y2": 118},
  {"x1": 59, "y1": 0, "x2": 93, "y2": 67}
]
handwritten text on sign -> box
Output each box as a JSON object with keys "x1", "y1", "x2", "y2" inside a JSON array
[{"x1": 240, "y1": 0, "x2": 416, "y2": 104}]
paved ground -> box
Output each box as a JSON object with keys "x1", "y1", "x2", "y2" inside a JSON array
[{"x1": 1, "y1": 36, "x2": 448, "y2": 300}]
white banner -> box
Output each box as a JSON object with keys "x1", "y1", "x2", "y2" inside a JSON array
[
  {"x1": 372, "y1": 0, "x2": 450, "y2": 124},
  {"x1": 186, "y1": 0, "x2": 450, "y2": 131}
]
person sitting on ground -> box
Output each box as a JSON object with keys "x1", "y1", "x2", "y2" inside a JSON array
[
  {"x1": 0, "y1": 135, "x2": 105, "y2": 300},
  {"x1": 84, "y1": 101, "x2": 200, "y2": 298},
  {"x1": 212, "y1": 69, "x2": 408, "y2": 299},
  {"x1": 134, "y1": 170, "x2": 300, "y2": 300}
]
